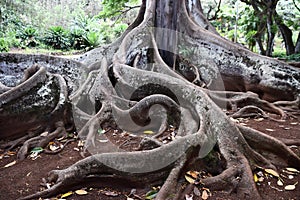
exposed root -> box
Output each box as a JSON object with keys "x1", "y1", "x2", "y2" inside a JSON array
[
  {"x1": 230, "y1": 105, "x2": 285, "y2": 122},
  {"x1": 239, "y1": 125, "x2": 300, "y2": 167},
  {"x1": 208, "y1": 90, "x2": 287, "y2": 119},
  {"x1": 17, "y1": 121, "x2": 66, "y2": 160}
]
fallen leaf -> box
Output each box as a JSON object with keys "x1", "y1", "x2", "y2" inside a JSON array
[
  {"x1": 145, "y1": 189, "x2": 158, "y2": 199},
  {"x1": 258, "y1": 177, "x2": 264, "y2": 182},
  {"x1": 73, "y1": 147, "x2": 80, "y2": 151},
  {"x1": 265, "y1": 169, "x2": 279, "y2": 177},
  {"x1": 143, "y1": 130, "x2": 154, "y2": 135},
  {"x1": 4, "y1": 160, "x2": 16, "y2": 168},
  {"x1": 7, "y1": 151, "x2": 16, "y2": 156},
  {"x1": 75, "y1": 189, "x2": 88, "y2": 195},
  {"x1": 254, "y1": 118, "x2": 264, "y2": 122},
  {"x1": 277, "y1": 179, "x2": 284, "y2": 186},
  {"x1": 61, "y1": 191, "x2": 73, "y2": 198},
  {"x1": 104, "y1": 191, "x2": 118, "y2": 197},
  {"x1": 284, "y1": 185, "x2": 296, "y2": 190},
  {"x1": 185, "y1": 175, "x2": 196, "y2": 184},
  {"x1": 185, "y1": 194, "x2": 193, "y2": 200},
  {"x1": 78, "y1": 140, "x2": 84, "y2": 147},
  {"x1": 286, "y1": 167, "x2": 300, "y2": 173},
  {"x1": 201, "y1": 190, "x2": 209, "y2": 200},
  {"x1": 30, "y1": 147, "x2": 43, "y2": 153},
  {"x1": 49, "y1": 144, "x2": 60, "y2": 151},
  {"x1": 290, "y1": 122, "x2": 298, "y2": 125},
  {"x1": 253, "y1": 174, "x2": 258, "y2": 182},
  {"x1": 98, "y1": 129, "x2": 105, "y2": 135},
  {"x1": 288, "y1": 175, "x2": 294, "y2": 179},
  {"x1": 187, "y1": 171, "x2": 199, "y2": 179},
  {"x1": 265, "y1": 128, "x2": 274, "y2": 132},
  {"x1": 98, "y1": 139, "x2": 109, "y2": 143}
]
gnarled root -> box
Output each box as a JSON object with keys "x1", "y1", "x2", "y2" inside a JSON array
[{"x1": 0, "y1": 65, "x2": 72, "y2": 159}]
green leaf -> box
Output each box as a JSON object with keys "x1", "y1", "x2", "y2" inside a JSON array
[
  {"x1": 145, "y1": 190, "x2": 158, "y2": 200},
  {"x1": 30, "y1": 147, "x2": 44, "y2": 153},
  {"x1": 98, "y1": 129, "x2": 106, "y2": 135}
]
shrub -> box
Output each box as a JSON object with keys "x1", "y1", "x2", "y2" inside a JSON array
[
  {"x1": 0, "y1": 38, "x2": 9, "y2": 52},
  {"x1": 17, "y1": 26, "x2": 39, "y2": 47},
  {"x1": 83, "y1": 31, "x2": 102, "y2": 49},
  {"x1": 42, "y1": 26, "x2": 71, "y2": 50},
  {"x1": 69, "y1": 28, "x2": 86, "y2": 49}
]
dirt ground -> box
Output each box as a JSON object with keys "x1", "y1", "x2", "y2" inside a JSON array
[{"x1": 0, "y1": 114, "x2": 300, "y2": 200}]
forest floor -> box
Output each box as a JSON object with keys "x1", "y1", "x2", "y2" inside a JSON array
[{"x1": 0, "y1": 114, "x2": 300, "y2": 200}]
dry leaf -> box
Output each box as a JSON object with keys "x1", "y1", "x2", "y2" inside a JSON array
[
  {"x1": 75, "y1": 189, "x2": 88, "y2": 195},
  {"x1": 49, "y1": 144, "x2": 60, "y2": 151},
  {"x1": 258, "y1": 177, "x2": 264, "y2": 182},
  {"x1": 185, "y1": 175, "x2": 196, "y2": 184},
  {"x1": 288, "y1": 175, "x2": 294, "y2": 179},
  {"x1": 265, "y1": 128, "x2": 274, "y2": 132},
  {"x1": 254, "y1": 118, "x2": 264, "y2": 122},
  {"x1": 187, "y1": 171, "x2": 199, "y2": 179},
  {"x1": 104, "y1": 191, "x2": 118, "y2": 197},
  {"x1": 185, "y1": 194, "x2": 193, "y2": 200},
  {"x1": 284, "y1": 185, "x2": 296, "y2": 191},
  {"x1": 286, "y1": 168, "x2": 300, "y2": 173},
  {"x1": 4, "y1": 160, "x2": 16, "y2": 168},
  {"x1": 201, "y1": 190, "x2": 209, "y2": 200},
  {"x1": 277, "y1": 179, "x2": 283, "y2": 186},
  {"x1": 290, "y1": 122, "x2": 298, "y2": 125},
  {"x1": 253, "y1": 174, "x2": 258, "y2": 182},
  {"x1": 265, "y1": 169, "x2": 279, "y2": 177},
  {"x1": 143, "y1": 130, "x2": 154, "y2": 135},
  {"x1": 61, "y1": 191, "x2": 73, "y2": 198},
  {"x1": 78, "y1": 140, "x2": 84, "y2": 147}
]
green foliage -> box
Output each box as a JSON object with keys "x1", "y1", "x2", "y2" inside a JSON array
[
  {"x1": 69, "y1": 28, "x2": 86, "y2": 49},
  {"x1": 273, "y1": 52, "x2": 300, "y2": 62},
  {"x1": 83, "y1": 31, "x2": 102, "y2": 49},
  {"x1": 17, "y1": 26, "x2": 39, "y2": 47},
  {"x1": 43, "y1": 26, "x2": 70, "y2": 50},
  {"x1": 0, "y1": 38, "x2": 9, "y2": 52},
  {"x1": 99, "y1": 0, "x2": 139, "y2": 18}
]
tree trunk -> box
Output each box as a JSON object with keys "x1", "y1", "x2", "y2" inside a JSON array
[
  {"x1": 275, "y1": 11, "x2": 295, "y2": 55},
  {"x1": 295, "y1": 32, "x2": 300, "y2": 54},
  {"x1": 1, "y1": 0, "x2": 300, "y2": 200}
]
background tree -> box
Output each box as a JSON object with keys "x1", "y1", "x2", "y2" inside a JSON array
[{"x1": 0, "y1": 0, "x2": 300, "y2": 199}]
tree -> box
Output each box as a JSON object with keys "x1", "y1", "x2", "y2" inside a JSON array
[
  {"x1": 0, "y1": 0, "x2": 300, "y2": 199},
  {"x1": 240, "y1": 0, "x2": 300, "y2": 56}
]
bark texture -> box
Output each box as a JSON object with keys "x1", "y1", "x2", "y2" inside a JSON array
[{"x1": 0, "y1": 0, "x2": 300, "y2": 199}]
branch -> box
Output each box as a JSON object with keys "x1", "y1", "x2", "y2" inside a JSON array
[
  {"x1": 112, "y1": 5, "x2": 141, "y2": 22},
  {"x1": 207, "y1": 0, "x2": 222, "y2": 21},
  {"x1": 293, "y1": 0, "x2": 300, "y2": 12}
]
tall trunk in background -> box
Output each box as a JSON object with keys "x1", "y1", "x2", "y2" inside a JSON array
[{"x1": 274, "y1": 11, "x2": 295, "y2": 56}]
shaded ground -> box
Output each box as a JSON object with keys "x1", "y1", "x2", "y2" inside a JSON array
[{"x1": 0, "y1": 114, "x2": 299, "y2": 200}]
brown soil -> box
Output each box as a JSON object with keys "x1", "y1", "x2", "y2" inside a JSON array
[{"x1": 0, "y1": 115, "x2": 299, "y2": 200}]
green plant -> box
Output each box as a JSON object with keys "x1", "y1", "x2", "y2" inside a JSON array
[
  {"x1": 17, "y1": 26, "x2": 39, "y2": 47},
  {"x1": 43, "y1": 26, "x2": 70, "y2": 50},
  {"x1": 0, "y1": 38, "x2": 9, "y2": 52},
  {"x1": 83, "y1": 31, "x2": 102, "y2": 49},
  {"x1": 70, "y1": 28, "x2": 86, "y2": 49}
]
